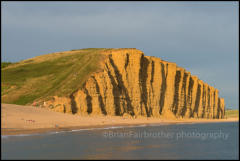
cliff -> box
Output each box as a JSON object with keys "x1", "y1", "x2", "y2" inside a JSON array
[{"x1": 39, "y1": 48, "x2": 225, "y2": 119}]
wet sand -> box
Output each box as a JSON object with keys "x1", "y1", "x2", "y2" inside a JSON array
[{"x1": 1, "y1": 103, "x2": 238, "y2": 136}]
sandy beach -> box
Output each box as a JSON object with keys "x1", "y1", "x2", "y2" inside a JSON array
[{"x1": 1, "y1": 103, "x2": 238, "y2": 135}]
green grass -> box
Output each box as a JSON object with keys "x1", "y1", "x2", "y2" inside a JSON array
[
  {"x1": 1, "y1": 62, "x2": 13, "y2": 69},
  {"x1": 12, "y1": 94, "x2": 39, "y2": 105},
  {"x1": 225, "y1": 109, "x2": 239, "y2": 118},
  {"x1": 1, "y1": 48, "x2": 106, "y2": 105}
]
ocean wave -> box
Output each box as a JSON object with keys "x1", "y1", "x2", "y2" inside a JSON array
[
  {"x1": 1, "y1": 133, "x2": 40, "y2": 138},
  {"x1": 1, "y1": 124, "x2": 170, "y2": 138}
]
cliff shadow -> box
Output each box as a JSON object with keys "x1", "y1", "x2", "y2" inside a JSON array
[
  {"x1": 172, "y1": 70, "x2": 181, "y2": 115},
  {"x1": 70, "y1": 93, "x2": 78, "y2": 114},
  {"x1": 180, "y1": 73, "x2": 188, "y2": 117},
  {"x1": 149, "y1": 60, "x2": 155, "y2": 116},
  {"x1": 105, "y1": 64, "x2": 123, "y2": 116},
  {"x1": 92, "y1": 76, "x2": 107, "y2": 115},
  {"x1": 108, "y1": 56, "x2": 135, "y2": 116},
  {"x1": 193, "y1": 84, "x2": 201, "y2": 118},
  {"x1": 201, "y1": 86, "x2": 206, "y2": 118},
  {"x1": 83, "y1": 88, "x2": 93, "y2": 114},
  {"x1": 139, "y1": 55, "x2": 151, "y2": 117},
  {"x1": 159, "y1": 63, "x2": 167, "y2": 114},
  {"x1": 187, "y1": 76, "x2": 194, "y2": 118}
]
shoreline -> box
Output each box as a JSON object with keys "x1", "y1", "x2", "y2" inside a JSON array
[
  {"x1": 2, "y1": 118, "x2": 238, "y2": 136},
  {"x1": 1, "y1": 103, "x2": 238, "y2": 136}
]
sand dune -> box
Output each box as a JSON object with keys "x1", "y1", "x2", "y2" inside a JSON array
[{"x1": 1, "y1": 104, "x2": 238, "y2": 135}]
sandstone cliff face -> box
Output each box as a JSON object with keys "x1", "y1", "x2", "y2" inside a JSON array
[{"x1": 44, "y1": 49, "x2": 225, "y2": 119}]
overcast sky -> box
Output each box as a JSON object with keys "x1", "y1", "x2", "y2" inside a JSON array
[{"x1": 1, "y1": 1, "x2": 239, "y2": 109}]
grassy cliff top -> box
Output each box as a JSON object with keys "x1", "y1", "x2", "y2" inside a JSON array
[
  {"x1": 225, "y1": 109, "x2": 239, "y2": 118},
  {"x1": 1, "y1": 48, "x2": 111, "y2": 105},
  {"x1": 1, "y1": 48, "x2": 145, "y2": 105}
]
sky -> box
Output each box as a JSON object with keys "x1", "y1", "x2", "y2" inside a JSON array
[{"x1": 1, "y1": 1, "x2": 239, "y2": 109}]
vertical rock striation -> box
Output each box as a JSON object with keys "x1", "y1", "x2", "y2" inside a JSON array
[{"x1": 45, "y1": 49, "x2": 225, "y2": 119}]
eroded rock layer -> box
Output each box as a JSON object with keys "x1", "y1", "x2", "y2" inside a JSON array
[{"x1": 45, "y1": 49, "x2": 225, "y2": 119}]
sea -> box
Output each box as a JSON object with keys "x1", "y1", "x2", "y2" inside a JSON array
[{"x1": 1, "y1": 122, "x2": 239, "y2": 160}]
